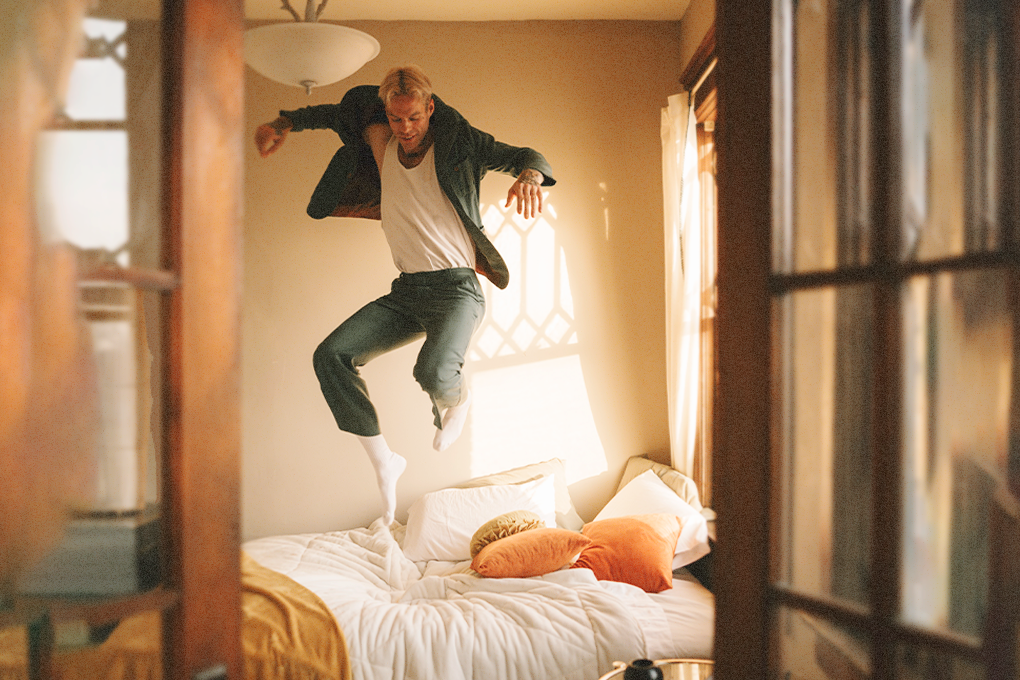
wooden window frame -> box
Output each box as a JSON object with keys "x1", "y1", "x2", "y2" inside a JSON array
[{"x1": 679, "y1": 26, "x2": 719, "y2": 509}]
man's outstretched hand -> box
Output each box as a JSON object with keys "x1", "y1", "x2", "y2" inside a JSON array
[
  {"x1": 254, "y1": 116, "x2": 294, "y2": 158},
  {"x1": 506, "y1": 168, "x2": 544, "y2": 219}
]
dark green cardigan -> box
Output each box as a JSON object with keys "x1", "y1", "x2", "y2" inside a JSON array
[{"x1": 281, "y1": 85, "x2": 555, "y2": 290}]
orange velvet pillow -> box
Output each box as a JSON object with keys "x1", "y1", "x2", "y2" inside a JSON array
[
  {"x1": 471, "y1": 528, "x2": 593, "y2": 579},
  {"x1": 570, "y1": 514, "x2": 682, "y2": 593}
]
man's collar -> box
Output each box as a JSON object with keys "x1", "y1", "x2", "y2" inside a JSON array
[{"x1": 428, "y1": 94, "x2": 458, "y2": 164}]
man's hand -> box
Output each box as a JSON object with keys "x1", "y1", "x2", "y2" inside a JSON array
[
  {"x1": 254, "y1": 116, "x2": 293, "y2": 158},
  {"x1": 506, "y1": 169, "x2": 544, "y2": 219}
]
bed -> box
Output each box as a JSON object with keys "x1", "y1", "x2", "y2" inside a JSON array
[
  {"x1": 243, "y1": 455, "x2": 714, "y2": 680},
  {"x1": 0, "y1": 456, "x2": 714, "y2": 680}
]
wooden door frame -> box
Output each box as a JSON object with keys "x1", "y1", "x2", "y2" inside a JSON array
[
  {"x1": 160, "y1": 1, "x2": 245, "y2": 678},
  {"x1": 713, "y1": 1, "x2": 773, "y2": 677}
]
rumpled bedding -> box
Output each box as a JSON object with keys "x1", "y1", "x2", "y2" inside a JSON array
[{"x1": 243, "y1": 518, "x2": 699, "y2": 680}]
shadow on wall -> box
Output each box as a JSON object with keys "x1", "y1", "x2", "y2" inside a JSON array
[{"x1": 464, "y1": 197, "x2": 608, "y2": 486}]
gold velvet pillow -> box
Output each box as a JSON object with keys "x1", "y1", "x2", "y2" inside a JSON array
[
  {"x1": 570, "y1": 514, "x2": 682, "y2": 593},
  {"x1": 471, "y1": 527, "x2": 593, "y2": 578},
  {"x1": 469, "y1": 510, "x2": 546, "y2": 558}
]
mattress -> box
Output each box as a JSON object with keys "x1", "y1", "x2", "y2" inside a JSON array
[{"x1": 243, "y1": 518, "x2": 714, "y2": 680}]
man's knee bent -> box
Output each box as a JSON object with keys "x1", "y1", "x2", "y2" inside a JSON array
[
  {"x1": 313, "y1": 339, "x2": 354, "y2": 378},
  {"x1": 414, "y1": 363, "x2": 463, "y2": 408}
]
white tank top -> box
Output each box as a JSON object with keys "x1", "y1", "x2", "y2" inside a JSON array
[{"x1": 379, "y1": 136, "x2": 475, "y2": 274}]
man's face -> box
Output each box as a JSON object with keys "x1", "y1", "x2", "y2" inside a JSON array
[{"x1": 386, "y1": 94, "x2": 434, "y2": 155}]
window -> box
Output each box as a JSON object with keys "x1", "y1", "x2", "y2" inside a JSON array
[
  {"x1": 41, "y1": 18, "x2": 140, "y2": 514},
  {"x1": 693, "y1": 76, "x2": 718, "y2": 508},
  {"x1": 673, "y1": 30, "x2": 718, "y2": 506}
]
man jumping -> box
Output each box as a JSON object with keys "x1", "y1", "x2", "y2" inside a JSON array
[{"x1": 254, "y1": 65, "x2": 554, "y2": 523}]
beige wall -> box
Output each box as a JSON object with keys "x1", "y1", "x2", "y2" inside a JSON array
[
  {"x1": 242, "y1": 20, "x2": 685, "y2": 540},
  {"x1": 679, "y1": 0, "x2": 714, "y2": 68}
]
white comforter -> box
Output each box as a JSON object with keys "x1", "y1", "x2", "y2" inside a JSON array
[{"x1": 243, "y1": 519, "x2": 696, "y2": 680}]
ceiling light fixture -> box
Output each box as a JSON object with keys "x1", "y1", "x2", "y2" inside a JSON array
[{"x1": 244, "y1": 0, "x2": 380, "y2": 95}]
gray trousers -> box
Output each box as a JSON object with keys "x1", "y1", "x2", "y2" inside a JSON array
[{"x1": 313, "y1": 268, "x2": 485, "y2": 437}]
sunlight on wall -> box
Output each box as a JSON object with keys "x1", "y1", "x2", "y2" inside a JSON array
[
  {"x1": 468, "y1": 199, "x2": 607, "y2": 483},
  {"x1": 470, "y1": 355, "x2": 606, "y2": 484}
]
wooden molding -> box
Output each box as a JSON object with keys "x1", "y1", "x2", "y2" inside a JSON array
[{"x1": 680, "y1": 23, "x2": 716, "y2": 92}]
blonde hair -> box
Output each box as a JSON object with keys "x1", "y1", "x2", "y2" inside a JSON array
[{"x1": 378, "y1": 65, "x2": 433, "y2": 107}]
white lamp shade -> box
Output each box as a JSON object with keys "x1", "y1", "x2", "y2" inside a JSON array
[{"x1": 244, "y1": 22, "x2": 380, "y2": 92}]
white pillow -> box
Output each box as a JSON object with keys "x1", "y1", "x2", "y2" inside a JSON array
[
  {"x1": 457, "y1": 458, "x2": 584, "y2": 531},
  {"x1": 403, "y1": 475, "x2": 557, "y2": 562},
  {"x1": 616, "y1": 456, "x2": 703, "y2": 511},
  {"x1": 594, "y1": 469, "x2": 710, "y2": 569}
]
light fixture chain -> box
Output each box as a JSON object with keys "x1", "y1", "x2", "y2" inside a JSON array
[
  {"x1": 278, "y1": 1, "x2": 301, "y2": 22},
  {"x1": 276, "y1": 0, "x2": 331, "y2": 23}
]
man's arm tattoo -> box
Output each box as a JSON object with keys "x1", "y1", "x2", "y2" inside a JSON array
[{"x1": 518, "y1": 169, "x2": 543, "y2": 186}]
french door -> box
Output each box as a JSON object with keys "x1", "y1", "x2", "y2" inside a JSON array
[{"x1": 713, "y1": 0, "x2": 1020, "y2": 678}]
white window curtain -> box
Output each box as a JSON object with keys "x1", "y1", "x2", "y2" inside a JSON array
[{"x1": 662, "y1": 93, "x2": 702, "y2": 478}]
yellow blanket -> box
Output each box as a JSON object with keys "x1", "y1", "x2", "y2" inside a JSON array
[{"x1": 0, "y1": 552, "x2": 350, "y2": 680}]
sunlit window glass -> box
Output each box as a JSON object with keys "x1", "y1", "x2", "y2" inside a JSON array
[
  {"x1": 65, "y1": 19, "x2": 126, "y2": 122},
  {"x1": 36, "y1": 130, "x2": 129, "y2": 255}
]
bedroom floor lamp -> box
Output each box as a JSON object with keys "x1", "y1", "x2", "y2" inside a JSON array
[{"x1": 244, "y1": 0, "x2": 379, "y2": 94}]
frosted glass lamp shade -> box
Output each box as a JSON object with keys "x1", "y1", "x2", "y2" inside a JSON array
[{"x1": 244, "y1": 22, "x2": 379, "y2": 93}]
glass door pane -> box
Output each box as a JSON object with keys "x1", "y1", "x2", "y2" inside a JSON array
[
  {"x1": 34, "y1": 5, "x2": 167, "y2": 516},
  {"x1": 775, "y1": 606, "x2": 870, "y2": 680},
  {"x1": 774, "y1": 286, "x2": 873, "y2": 608},
  {"x1": 902, "y1": 0, "x2": 1009, "y2": 260},
  {"x1": 901, "y1": 270, "x2": 1013, "y2": 636},
  {"x1": 896, "y1": 641, "x2": 984, "y2": 680},
  {"x1": 776, "y1": 0, "x2": 873, "y2": 273},
  {"x1": 36, "y1": 14, "x2": 167, "y2": 267}
]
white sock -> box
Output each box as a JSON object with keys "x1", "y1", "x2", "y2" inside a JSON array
[
  {"x1": 432, "y1": 389, "x2": 472, "y2": 452},
  {"x1": 357, "y1": 434, "x2": 406, "y2": 524}
]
